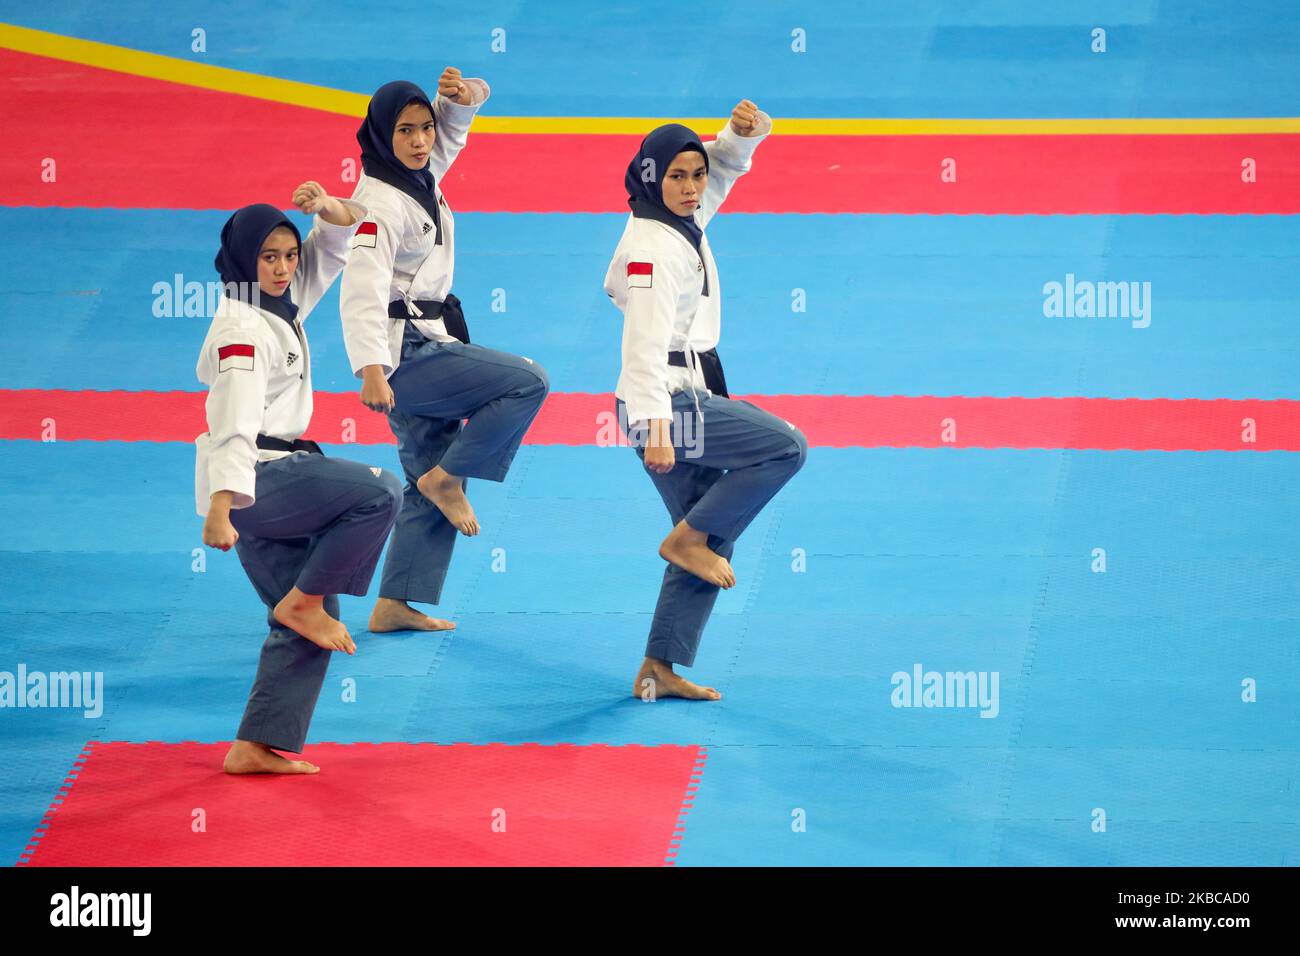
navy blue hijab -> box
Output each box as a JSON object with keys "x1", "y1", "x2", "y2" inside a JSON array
[
  {"x1": 358, "y1": 80, "x2": 443, "y2": 245},
  {"x1": 214, "y1": 204, "x2": 302, "y2": 323},
  {"x1": 625, "y1": 123, "x2": 709, "y2": 251}
]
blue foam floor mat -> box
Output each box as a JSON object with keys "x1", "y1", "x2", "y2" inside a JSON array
[
  {"x1": 2, "y1": 441, "x2": 1296, "y2": 863},
  {"x1": 6, "y1": 3, "x2": 1299, "y2": 117},
  {"x1": 3, "y1": 210, "x2": 1298, "y2": 398}
]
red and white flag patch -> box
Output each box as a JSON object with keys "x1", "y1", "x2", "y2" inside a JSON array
[
  {"x1": 627, "y1": 261, "x2": 653, "y2": 289},
  {"x1": 352, "y1": 221, "x2": 379, "y2": 249},
  {"x1": 217, "y1": 343, "x2": 255, "y2": 372}
]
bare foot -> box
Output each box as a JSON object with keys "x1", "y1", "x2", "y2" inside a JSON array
[
  {"x1": 368, "y1": 597, "x2": 456, "y2": 633},
  {"x1": 632, "y1": 657, "x2": 722, "y2": 701},
  {"x1": 273, "y1": 588, "x2": 357, "y2": 654},
  {"x1": 658, "y1": 520, "x2": 736, "y2": 588},
  {"x1": 222, "y1": 739, "x2": 320, "y2": 775},
  {"x1": 416, "y1": 465, "x2": 479, "y2": 535}
]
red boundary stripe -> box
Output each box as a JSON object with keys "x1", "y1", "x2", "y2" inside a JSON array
[
  {"x1": 4, "y1": 48, "x2": 1299, "y2": 214},
  {"x1": 20, "y1": 741, "x2": 702, "y2": 866},
  {"x1": 1, "y1": 390, "x2": 1295, "y2": 451}
]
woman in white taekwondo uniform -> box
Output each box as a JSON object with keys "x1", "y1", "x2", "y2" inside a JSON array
[
  {"x1": 197, "y1": 188, "x2": 403, "y2": 775},
  {"x1": 340, "y1": 71, "x2": 549, "y2": 635},
  {"x1": 607, "y1": 103, "x2": 808, "y2": 702}
]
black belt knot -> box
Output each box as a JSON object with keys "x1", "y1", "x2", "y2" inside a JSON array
[
  {"x1": 387, "y1": 293, "x2": 470, "y2": 344},
  {"x1": 667, "y1": 347, "x2": 729, "y2": 398}
]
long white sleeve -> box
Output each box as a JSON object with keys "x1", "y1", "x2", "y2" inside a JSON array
[
  {"x1": 203, "y1": 328, "x2": 272, "y2": 509},
  {"x1": 619, "y1": 251, "x2": 683, "y2": 424},
  {"x1": 697, "y1": 112, "x2": 771, "y2": 228},
  {"x1": 429, "y1": 79, "x2": 490, "y2": 182},
  {"x1": 292, "y1": 199, "x2": 367, "y2": 321}
]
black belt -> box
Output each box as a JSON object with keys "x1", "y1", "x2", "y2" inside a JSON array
[
  {"x1": 668, "y1": 347, "x2": 729, "y2": 398},
  {"x1": 255, "y1": 435, "x2": 323, "y2": 455},
  {"x1": 388, "y1": 292, "x2": 470, "y2": 344}
]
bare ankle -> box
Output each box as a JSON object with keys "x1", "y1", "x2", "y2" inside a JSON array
[
  {"x1": 423, "y1": 466, "x2": 456, "y2": 487},
  {"x1": 279, "y1": 588, "x2": 321, "y2": 611},
  {"x1": 666, "y1": 521, "x2": 705, "y2": 546}
]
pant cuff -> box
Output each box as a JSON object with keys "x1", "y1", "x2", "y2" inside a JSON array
[
  {"x1": 297, "y1": 572, "x2": 370, "y2": 598},
  {"x1": 681, "y1": 510, "x2": 736, "y2": 541},
  {"x1": 439, "y1": 457, "x2": 510, "y2": 483},
  {"x1": 378, "y1": 584, "x2": 446, "y2": 605},
  {"x1": 645, "y1": 639, "x2": 697, "y2": 668},
  {"x1": 236, "y1": 723, "x2": 306, "y2": 755}
]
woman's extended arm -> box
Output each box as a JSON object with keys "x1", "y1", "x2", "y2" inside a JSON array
[
  {"x1": 290, "y1": 180, "x2": 365, "y2": 319},
  {"x1": 428, "y1": 66, "x2": 491, "y2": 182},
  {"x1": 696, "y1": 99, "x2": 772, "y2": 228}
]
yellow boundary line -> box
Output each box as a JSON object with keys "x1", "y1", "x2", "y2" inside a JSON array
[{"x1": 4, "y1": 22, "x2": 1299, "y2": 135}]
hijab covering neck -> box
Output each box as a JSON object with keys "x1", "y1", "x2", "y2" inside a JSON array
[
  {"x1": 625, "y1": 123, "x2": 709, "y2": 250},
  {"x1": 214, "y1": 203, "x2": 301, "y2": 323},
  {"x1": 358, "y1": 80, "x2": 443, "y2": 245},
  {"x1": 625, "y1": 123, "x2": 710, "y2": 294}
]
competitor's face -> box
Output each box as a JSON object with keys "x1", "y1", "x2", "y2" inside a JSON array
[
  {"x1": 393, "y1": 102, "x2": 436, "y2": 170},
  {"x1": 257, "y1": 227, "x2": 299, "y2": 298},
  {"x1": 661, "y1": 150, "x2": 708, "y2": 216}
]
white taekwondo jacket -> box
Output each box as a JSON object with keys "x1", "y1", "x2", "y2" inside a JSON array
[
  {"x1": 339, "y1": 79, "x2": 490, "y2": 378},
  {"x1": 605, "y1": 113, "x2": 770, "y2": 424},
  {"x1": 194, "y1": 202, "x2": 365, "y2": 515}
]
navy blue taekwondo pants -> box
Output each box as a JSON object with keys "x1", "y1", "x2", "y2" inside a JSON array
[
  {"x1": 228, "y1": 451, "x2": 402, "y2": 753},
  {"x1": 378, "y1": 323, "x2": 549, "y2": 606},
  {"x1": 619, "y1": 390, "x2": 808, "y2": 667}
]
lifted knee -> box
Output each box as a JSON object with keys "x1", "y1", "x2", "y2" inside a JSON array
[
  {"x1": 527, "y1": 359, "x2": 550, "y2": 396},
  {"x1": 785, "y1": 424, "x2": 809, "y2": 470},
  {"x1": 374, "y1": 469, "x2": 404, "y2": 513}
]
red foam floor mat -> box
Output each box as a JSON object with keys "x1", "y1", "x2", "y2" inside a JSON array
[
  {"x1": 3, "y1": 389, "x2": 1298, "y2": 451},
  {"x1": 4, "y1": 48, "x2": 1298, "y2": 214},
  {"x1": 20, "y1": 742, "x2": 705, "y2": 867}
]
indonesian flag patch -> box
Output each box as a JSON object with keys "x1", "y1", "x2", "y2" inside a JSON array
[
  {"x1": 352, "y1": 220, "x2": 379, "y2": 249},
  {"x1": 218, "y1": 343, "x2": 255, "y2": 372},
  {"x1": 627, "y1": 261, "x2": 653, "y2": 289}
]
